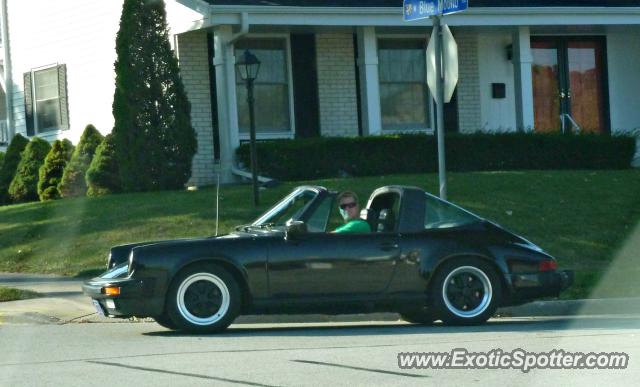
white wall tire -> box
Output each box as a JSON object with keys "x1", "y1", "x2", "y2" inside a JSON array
[
  {"x1": 167, "y1": 264, "x2": 240, "y2": 333},
  {"x1": 431, "y1": 258, "x2": 501, "y2": 325}
]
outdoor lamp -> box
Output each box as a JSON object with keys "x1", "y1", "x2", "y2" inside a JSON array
[
  {"x1": 236, "y1": 49, "x2": 261, "y2": 206},
  {"x1": 236, "y1": 49, "x2": 261, "y2": 82}
]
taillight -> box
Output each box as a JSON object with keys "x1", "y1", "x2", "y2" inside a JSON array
[{"x1": 539, "y1": 260, "x2": 557, "y2": 272}]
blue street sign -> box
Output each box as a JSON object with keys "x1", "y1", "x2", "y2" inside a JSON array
[{"x1": 403, "y1": 0, "x2": 469, "y2": 21}]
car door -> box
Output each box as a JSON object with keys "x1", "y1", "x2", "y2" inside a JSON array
[{"x1": 267, "y1": 231, "x2": 400, "y2": 298}]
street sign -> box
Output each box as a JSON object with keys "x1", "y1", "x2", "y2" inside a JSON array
[
  {"x1": 426, "y1": 24, "x2": 458, "y2": 103},
  {"x1": 403, "y1": 0, "x2": 469, "y2": 21}
]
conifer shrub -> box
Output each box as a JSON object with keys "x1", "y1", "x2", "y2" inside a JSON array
[
  {"x1": 86, "y1": 134, "x2": 120, "y2": 197},
  {"x1": 0, "y1": 134, "x2": 29, "y2": 204},
  {"x1": 112, "y1": 0, "x2": 196, "y2": 192},
  {"x1": 59, "y1": 124, "x2": 104, "y2": 197},
  {"x1": 8, "y1": 137, "x2": 51, "y2": 203},
  {"x1": 38, "y1": 139, "x2": 74, "y2": 201}
]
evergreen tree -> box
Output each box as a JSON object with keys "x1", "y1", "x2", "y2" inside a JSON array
[
  {"x1": 0, "y1": 152, "x2": 4, "y2": 171},
  {"x1": 8, "y1": 137, "x2": 51, "y2": 203},
  {"x1": 86, "y1": 134, "x2": 121, "y2": 197},
  {"x1": 0, "y1": 134, "x2": 29, "y2": 204},
  {"x1": 59, "y1": 124, "x2": 104, "y2": 197},
  {"x1": 38, "y1": 139, "x2": 74, "y2": 201},
  {"x1": 112, "y1": 0, "x2": 197, "y2": 192}
]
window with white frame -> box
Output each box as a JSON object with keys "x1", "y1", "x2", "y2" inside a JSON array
[
  {"x1": 235, "y1": 38, "x2": 291, "y2": 134},
  {"x1": 378, "y1": 39, "x2": 429, "y2": 131},
  {"x1": 23, "y1": 64, "x2": 69, "y2": 135}
]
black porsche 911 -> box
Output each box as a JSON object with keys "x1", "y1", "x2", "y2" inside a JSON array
[{"x1": 82, "y1": 185, "x2": 573, "y2": 332}]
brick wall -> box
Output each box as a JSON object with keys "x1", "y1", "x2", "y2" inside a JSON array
[
  {"x1": 315, "y1": 34, "x2": 359, "y2": 137},
  {"x1": 177, "y1": 31, "x2": 216, "y2": 186},
  {"x1": 456, "y1": 33, "x2": 482, "y2": 133}
]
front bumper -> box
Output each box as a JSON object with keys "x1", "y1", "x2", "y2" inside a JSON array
[
  {"x1": 82, "y1": 276, "x2": 164, "y2": 318},
  {"x1": 509, "y1": 269, "x2": 574, "y2": 302}
]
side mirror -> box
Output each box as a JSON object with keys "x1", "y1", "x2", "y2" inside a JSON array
[{"x1": 285, "y1": 220, "x2": 307, "y2": 240}]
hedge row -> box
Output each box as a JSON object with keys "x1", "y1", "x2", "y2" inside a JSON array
[
  {"x1": 0, "y1": 125, "x2": 120, "y2": 206},
  {"x1": 236, "y1": 132, "x2": 636, "y2": 181}
]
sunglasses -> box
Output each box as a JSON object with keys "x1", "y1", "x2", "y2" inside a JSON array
[{"x1": 339, "y1": 202, "x2": 357, "y2": 210}]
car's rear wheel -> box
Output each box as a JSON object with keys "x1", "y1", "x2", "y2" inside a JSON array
[
  {"x1": 166, "y1": 263, "x2": 240, "y2": 333},
  {"x1": 431, "y1": 257, "x2": 501, "y2": 325}
]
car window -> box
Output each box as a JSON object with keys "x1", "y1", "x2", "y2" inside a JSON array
[
  {"x1": 306, "y1": 195, "x2": 334, "y2": 232},
  {"x1": 424, "y1": 193, "x2": 481, "y2": 229},
  {"x1": 253, "y1": 188, "x2": 318, "y2": 226}
]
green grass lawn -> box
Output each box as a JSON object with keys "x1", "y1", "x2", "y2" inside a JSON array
[
  {"x1": 0, "y1": 170, "x2": 638, "y2": 299},
  {"x1": 0, "y1": 286, "x2": 41, "y2": 302}
]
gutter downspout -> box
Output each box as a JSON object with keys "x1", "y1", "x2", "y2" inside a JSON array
[
  {"x1": 228, "y1": 12, "x2": 249, "y2": 45},
  {"x1": 216, "y1": 12, "x2": 277, "y2": 187},
  {"x1": 1, "y1": 0, "x2": 14, "y2": 138}
]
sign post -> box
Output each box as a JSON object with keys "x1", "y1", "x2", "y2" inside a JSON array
[{"x1": 404, "y1": 0, "x2": 467, "y2": 200}]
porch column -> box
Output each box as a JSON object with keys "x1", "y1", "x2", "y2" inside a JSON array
[
  {"x1": 356, "y1": 26, "x2": 382, "y2": 135},
  {"x1": 512, "y1": 26, "x2": 535, "y2": 131},
  {"x1": 212, "y1": 25, "x2": 240, "y2": 183}
]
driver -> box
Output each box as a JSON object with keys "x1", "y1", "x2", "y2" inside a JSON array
[{"x1": 333, "y1": 191, "x2": 371, "y2": 233}]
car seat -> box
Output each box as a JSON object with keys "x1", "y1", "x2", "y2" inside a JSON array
[
  {"x1": 360, "y1": 208, "x2": 378, "y2": 232},
  {"x1": 377, "y1": 209, "x2": 395, "y2": 232}
]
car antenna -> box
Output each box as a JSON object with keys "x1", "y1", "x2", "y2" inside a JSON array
[{"x1": 215, "y1": 172, "x2": 220, "y2": 236}]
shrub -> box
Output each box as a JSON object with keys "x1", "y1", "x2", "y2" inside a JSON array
[
  {"x1": 8, "y1": 137, "x2": 52, "y2": 203},
  {"x1": 59, "y1": 124, "x2": 104, "y2": 197},
  {"x1": 112, "y1": 0, "x2": 197, "y2": 192},
  {"x1": 0, "y1": 151, "x2": 4, "y2": 170},
  {"x1": 0, "y1": 134, "x2": 29, "y2": 204},
  {"x1": 236, "y1": 132, "x2": 636, "y2": 181},
  {"x1": 38, "y1": 139, "x2": 74, "y2": 201},
  {"x1": 86, "y1": 134, "x2": 120, "y2": 197}
]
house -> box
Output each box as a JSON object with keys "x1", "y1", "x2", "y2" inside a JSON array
[{"x1": 1, "y1": 0, "x2": 639, "y2": 185}]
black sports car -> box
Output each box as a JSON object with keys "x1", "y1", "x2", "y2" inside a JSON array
[{"x1": 82, "y1": 185, "x2": 573, "y2": 332}]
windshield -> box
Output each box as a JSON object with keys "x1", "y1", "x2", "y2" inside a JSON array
[
  {"x1": 252, "y1": 188, "x2": 319, "y2": 227},
  {"x1": 424, "y1": 193, "x2": 481, "y2": 229}
]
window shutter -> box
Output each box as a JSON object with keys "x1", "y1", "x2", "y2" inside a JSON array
[
  {"x1": 57, "y1": 64, "x2": 70, "y2": 130},
  {"x1": 23, "y1": 72, "x2": 34, "y2": 136}
]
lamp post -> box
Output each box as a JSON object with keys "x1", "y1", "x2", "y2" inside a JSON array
[{"x1": 236, "y1": 49, "x2": 261, "y2": 206}]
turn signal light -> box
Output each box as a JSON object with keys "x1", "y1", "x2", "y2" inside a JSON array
[
  {"x1": 539, "y1": 260, "x2": 557, "y2": 272},
  {"x1": 103, "y1": 286, "x2": 121, "y2": 296}
]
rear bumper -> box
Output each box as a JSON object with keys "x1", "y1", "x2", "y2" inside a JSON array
[
  {"x1": 82, "y1": 276, "x2": 164, "y2": 318},
  {"x1": 509, "y1": 270, "x2": 574, "y2": 302}
]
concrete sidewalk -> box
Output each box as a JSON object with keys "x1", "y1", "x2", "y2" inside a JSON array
[{"x1": 1, "y1": 272, "x2": 639, "y2": 325}]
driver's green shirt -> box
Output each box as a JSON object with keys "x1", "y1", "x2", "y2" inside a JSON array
[{"x1": 334, "y1": 219, "x2": 371, "y2": 233}]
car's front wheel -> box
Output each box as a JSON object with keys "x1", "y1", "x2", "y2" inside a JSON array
[
  {"x1": 400, "y1": 307, "x2": 437, "y2": 325},
  {"x1": 153, "y1": 312, "x2": 177, "y2": 330},
  {"x1": 166, "y1": 263, "x2": 241, "y2": 333},
  {"x1": 430, "y1": 258, "x2": 501, "y2": 325}
]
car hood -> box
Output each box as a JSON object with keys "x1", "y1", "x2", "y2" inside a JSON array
[{"x1": 107, "y1": 231, "x2": 265, "y2": 268}]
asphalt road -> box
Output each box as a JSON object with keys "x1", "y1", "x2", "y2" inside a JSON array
[{"x1": 0, "y1": 316, "x2": 638, "y2": 387}]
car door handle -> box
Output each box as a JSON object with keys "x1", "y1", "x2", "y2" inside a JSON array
[{"x1": 380, "y1": 242, "x2": 399, "y2": 251}]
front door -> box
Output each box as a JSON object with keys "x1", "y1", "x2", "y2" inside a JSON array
[
  {"x1": 531, "y1": 36, "x2": 609, "y2": 134},
  {"x1": 267, "y1": 232, "x2": 400, "y2": 298}
]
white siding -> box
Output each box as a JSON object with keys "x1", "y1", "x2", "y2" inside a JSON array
[
  {"x1": 607, "y1": 29, "x2": 640, "y2": 134},
  {"x1": 6, "y1": 0, "x2": 205, "y2": 145},
  {"x1": 8, "y1": 0, "x2": 123, "y2": 142},
  {"x1": 477, "y1": 30, "x2": 517, "y2": 132}
]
